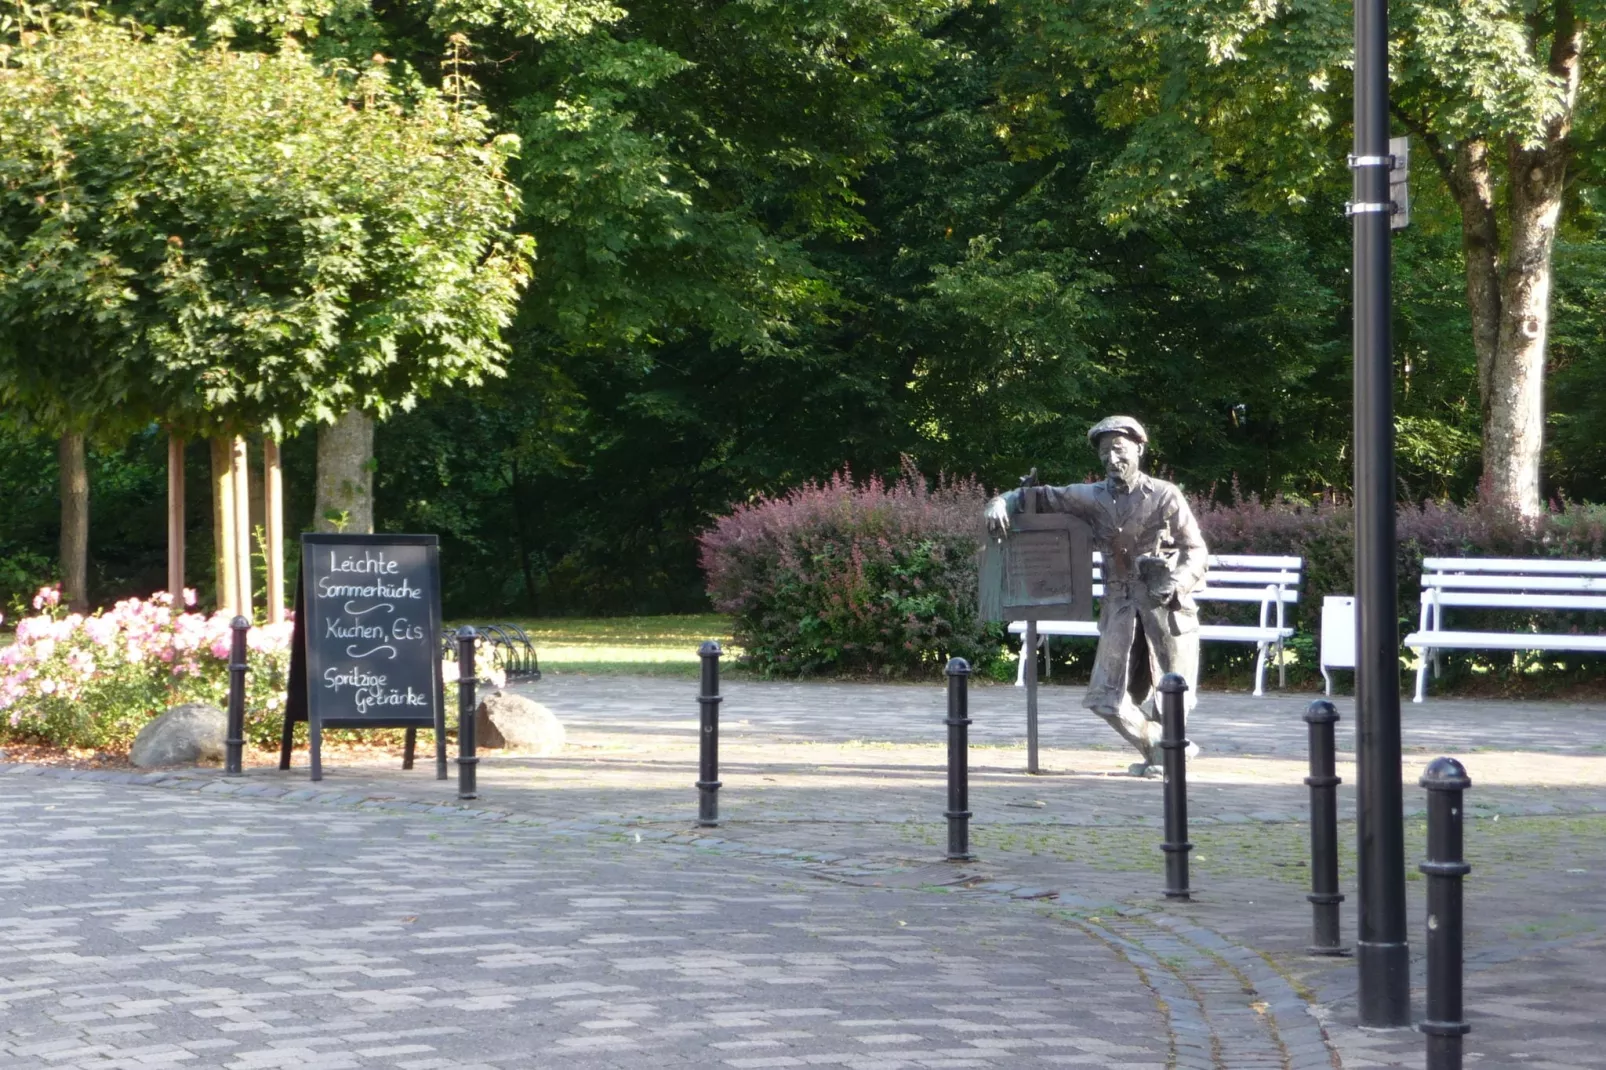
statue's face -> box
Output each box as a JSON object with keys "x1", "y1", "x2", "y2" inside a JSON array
[{"x1": 1097, "y1": 433, "x2": 1144, "y2": 484}]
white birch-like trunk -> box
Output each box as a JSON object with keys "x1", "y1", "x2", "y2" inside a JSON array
[
  {"x1": 231, "y1": 436, "x2": 254, "y2": 619},
  {"x1": 210, "y1": 437, "x2": 238, "y2": 615},
  {"x1": 264, "y1": 438, "x2": 286, "y2": 623}
]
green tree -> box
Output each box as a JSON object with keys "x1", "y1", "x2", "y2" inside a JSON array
[
  {"x1": 1000, "y1": 0, "x2": 1592, "y2": 516},
  {"x1": 0, "y1": 15, "x2": 531, "y2": 599}
]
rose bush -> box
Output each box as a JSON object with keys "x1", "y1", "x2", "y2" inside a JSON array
[{"x1": 0, "y1": 586, "x2": 293, "y2": 750}]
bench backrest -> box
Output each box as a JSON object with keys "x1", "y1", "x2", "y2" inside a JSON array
[
  {"x1": 1090, "y1": 553, "x2": 1302, "y2": 628},
  {"x1": 1419, "y1": 558, "x2": 1606, "y2": 625}
]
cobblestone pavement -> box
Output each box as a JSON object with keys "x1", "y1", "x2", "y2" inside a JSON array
[
  {"x1": 527, "y1": 674, "x2": 1606, "y2": 756},
  {"x1": 0, "y1": 777, "x2": 1178, "y2": 1070},
  {"x1": 5, "y1": 674, "x2": 1606, "y2": 1068}
]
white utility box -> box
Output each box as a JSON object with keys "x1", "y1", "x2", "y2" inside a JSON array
[{"x1": 1320, "y1": 595, "x2": 1356, "y2": 696}]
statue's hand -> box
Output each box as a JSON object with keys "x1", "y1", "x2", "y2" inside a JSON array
[
  {"x1": 1137, "y1": 554, "x2": 1177, "y2": 603},
  {"x1": 984, "y1": 497, "x2": 1011, "y2": 536}
]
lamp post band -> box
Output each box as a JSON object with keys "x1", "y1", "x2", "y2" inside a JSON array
[
  {"x1": 1349, "y1": 154, "x2": 1396, "y2": 167},
  {"x1": 1347, "y1": 202, "x2": 1394, "y2": 214}
]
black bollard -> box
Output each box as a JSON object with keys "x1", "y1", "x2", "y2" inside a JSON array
[
  {"x1": 944, "y1": 657, "x2": 974, "y2": 862},
  {"x1": 697, "y1": 641, "x2": 722, "y2": 827},
  {"x1": 1419, "y1": 757, "x2": 1471, "y2": 1070},
  {"x1": 1158, "y1": 673, "x2": 1191, "y2": 899},
  {"x1": 1305, "y1": 699, "x2": 1347, "y2": 954},
  {"x1": 456, "y1": 626, "x2": 479, "y2": 801},
  {"x1": 224, "y1": 615, "x2": 250, "y2": 776}
]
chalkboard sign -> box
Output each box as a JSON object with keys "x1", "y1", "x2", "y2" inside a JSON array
[{"x1": 280, "y1": 533, "x2": 446, "y2": 781}]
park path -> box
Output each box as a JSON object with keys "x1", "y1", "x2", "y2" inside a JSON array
[{"x1": 6, "y1": 675, "x2": 1606, "y2": 1068}]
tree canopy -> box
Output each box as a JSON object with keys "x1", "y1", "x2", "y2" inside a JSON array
[
  {"x1": 4, "y1": 0, "x2": 1606, "y2": 614},
  {"x1": 0, "y1": 15, "x2": 531, "y2": 438}
]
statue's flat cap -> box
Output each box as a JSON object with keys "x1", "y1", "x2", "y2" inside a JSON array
[{"x1": 1087, "y1": 415, "x2": 1148, "y2": 448}]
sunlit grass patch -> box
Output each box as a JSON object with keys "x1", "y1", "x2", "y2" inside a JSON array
[{"x1": 446, "y1": 613, "x2": 739, "y2": 676}]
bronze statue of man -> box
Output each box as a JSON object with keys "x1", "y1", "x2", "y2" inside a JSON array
[{"x1": 985, "y1": 416, "x2": 1208, "y2": 774}]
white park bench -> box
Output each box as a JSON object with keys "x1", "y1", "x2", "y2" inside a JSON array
[
  {"x1": 1404, "y1": 557, "x2": 1606, "y2": 702},
  {"x1": 1009, "y1": 553, "x2": 1303, "y2": 696}
]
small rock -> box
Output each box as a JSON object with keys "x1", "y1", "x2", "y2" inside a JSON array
[
  {"x1": 130, "y1": 703, "x2": 227, "y2": 768},
  {"x1": 475, "y1": 691, "x2": 565, "y2": 755}
]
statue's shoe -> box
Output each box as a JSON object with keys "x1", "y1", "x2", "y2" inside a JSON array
[{"x1": 1127, "y1": 761, "x2": 1160, "y2": 777}]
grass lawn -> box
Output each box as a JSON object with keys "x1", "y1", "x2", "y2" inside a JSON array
[{"x1": 447, "y1": 613, "x2": 739, "y2": 677}]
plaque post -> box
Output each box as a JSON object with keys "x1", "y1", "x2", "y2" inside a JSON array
[
  {"x1": 986, "y1": 471, "x2": 1094, "y2": 776},
  {"x1": 1024, "y1": 620, "x2": 1040, "y2": 775}
]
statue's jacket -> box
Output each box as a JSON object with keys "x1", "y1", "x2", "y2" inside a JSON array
[{"x1": 998, "y1": 473, "x2": 1209, "y2": 712}]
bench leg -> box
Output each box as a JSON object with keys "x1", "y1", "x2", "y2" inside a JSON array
[
  {"x1": 1413, "y1": 652, "x2": 1428, "y2": 703},
  {"x1": 1252, "y1": 642, "x2": 1267, "y2": 697},
  {"x1": 1015, "y1": 635, "x2": 1049, "y2": 687},
  {"x1": 1320, "y1": 665, "x2": 1332, "y2": 697},
  {"x1": 1277, "y1": 636, "x2": 1286, "y2": 690}
]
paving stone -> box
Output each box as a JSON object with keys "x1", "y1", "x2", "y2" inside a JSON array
[{"x1": 10, "y1": 675, "x2": 1606, "y2": 1067}]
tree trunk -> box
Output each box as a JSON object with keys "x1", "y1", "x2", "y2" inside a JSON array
[
  {"x1": 167, "y1": 436, "x2": 186, "y2": 604},
  {"x1": 1484, "y1": 139, "x2": 1567, "y2": 519},
  {"x1": 211, "y1": 437, "x2": 238, "y2": 614},
  {"x1": 263, "y1": 438, "x2": 286, "y2": 623},
  {"x1": 231, "y1": 436, "x2": 254, "y2": 619},
  {"x1": 315, "y1": 410, "x2": 375, "y2": 534},
  {"x1": 510, "y1": 456, "x2": 541, "y2": 613},
  {"x1": 58, "y1": 432, "x2": 89, "y2": 613},
  {"x1": 1468, "y1": 3, "x2": 1580, "y2": 518},
  {"x1": 1451, "y1": 141, "x2": 1501, "y2": 407}
]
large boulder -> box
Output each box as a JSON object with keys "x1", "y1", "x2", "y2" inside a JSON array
[
  {"x1": 130, "y1": 703, "x2": 227, "y2": 768},
  {"x1": 475, "y1": 691, "x2": 565, "y2": 755}
]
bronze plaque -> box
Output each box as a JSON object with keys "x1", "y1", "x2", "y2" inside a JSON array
[
  {"x1": 978, "y1": 511, "x2": 1094, "y2": 622},
  {"x1": 1006, "y1": 528, "x2": 1074, "y2": 607}
]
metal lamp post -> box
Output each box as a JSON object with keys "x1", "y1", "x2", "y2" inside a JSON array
[{"x1": 1352, "y1": 0, "x2": 1411, "y2": 1026}]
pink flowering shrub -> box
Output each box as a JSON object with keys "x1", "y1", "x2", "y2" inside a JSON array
[
  {"x1": 700, "y1": 462, "x2": 1002, "y2": 677},
  {"x1": 0, "y1": 586, "x2": 293, "y2": 750}
]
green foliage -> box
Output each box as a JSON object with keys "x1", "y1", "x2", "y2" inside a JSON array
[
  {"x1": 6, "y1": 0, "x2": 1606, "y2": 629},
  {"x1": 998, "y1": 0, "x2": 1588, "y2": 219},
  {"x1": 0, "y1": 15, "x2": 531, "y2": 436}
]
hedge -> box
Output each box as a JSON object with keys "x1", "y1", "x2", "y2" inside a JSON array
[
  {"x1": 699, "y1": 464, "x2": 1001, "y2": 677},
  {"x1": 702, "y1": 466, "x2": 1606, "y2": 687}
]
